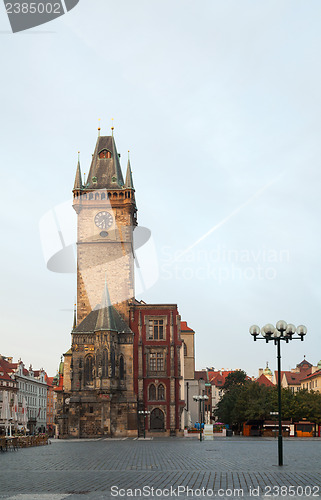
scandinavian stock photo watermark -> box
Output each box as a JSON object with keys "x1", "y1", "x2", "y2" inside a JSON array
[
  {"x1": 160, "y1": 246, "x2": 290, "y2": 284},
  {"x1": 3, "y1": 0, "x2": 79, "y2": 33}
]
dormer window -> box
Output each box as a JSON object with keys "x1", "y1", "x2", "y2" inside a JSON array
[{"x1": 99, "y1": 150, "x2": 112, "y2": 159}]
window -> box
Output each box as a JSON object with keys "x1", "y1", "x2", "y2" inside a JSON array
[
  {"x1": 158, "y1": 384, "x2": 165, "y2": 400},
  {"x1": 150, "y1": 353, "x2": 156, "y2": 371},
  {"x1": 85, "y1": 356, "x2": 93, "y2": 383},
  {"x1": 99, "y1": 150, "x2": 112, "y2": 159},
  {"x1": 148, "y1": 319, "x2": 164, "y2": 340},
  {"x1": 111, "y1": 350, "x2": 115, "y2": 377},
  {"x1": 184, "y1": 343, "x2": 187, "y2": 356},
  {"x1": 102, "y1": 350, "x2": 108, "y2": 378},
  {"x1": 149, "y1": 384, "x2": 156, "y2": 400},
  {"x1": 119, "y1": 356, "x2": 124, "y2": 380},
  {"x1": 157, "y1": 353, "x2": 164, "y2": 371}
]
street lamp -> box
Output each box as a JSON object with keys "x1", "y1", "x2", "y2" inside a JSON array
[
  {"x1": 193, "y1": 395, "x2": 208, "y2": 442},
  {"x1": 138, "y1": 410, "x2": 150, "y2": 439},
  {"x1": 249, "y1": 320, "x2": 307, "y2": 466}
]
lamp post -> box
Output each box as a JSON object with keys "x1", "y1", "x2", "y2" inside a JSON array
[
  {"x1": 249, "y1": 321, "x2": 307, "y2": 466},
  {"x1": 193, "y1": 395, "x2": 209, "y2": 441},
  {"x1": 138, "y1": 410, "x2": 150, "y2": 439}
]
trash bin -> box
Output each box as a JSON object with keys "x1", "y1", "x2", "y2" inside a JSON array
[{"x1": 226, "y1": 429, "x2": 233, "y2": 437}]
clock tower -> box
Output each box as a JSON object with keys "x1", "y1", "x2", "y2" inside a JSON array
[{"x1": 73, "y1": 133, "x2": 137, "y2": 324}]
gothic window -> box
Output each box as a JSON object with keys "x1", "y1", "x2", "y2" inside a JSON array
[
  {"x1": 148, "y1": 319, "x2": 164, "y2": 340},
  {"x1": 184, "y1": 343, "x2": 187, "y2": 356},
  {"x1": 111, "y1": 350, "x2": 115, "y2": 377},
  {"x1": 101, "y1": 192, "x2": 106, "y2": 200},
  {"x1": 157, "y1": 384, "x2": 165, "y2": 401},
  {"x1": 149, "y1": 384, "x2": 156, "y2": 400},
  {"x1": 84, "y1": 356, "x2": 93, "y2": 383},
  {"x1": 95, "y1": 193, "x2": 99, "y2": 200},
  {"x1": 102, "y1": 349, "x2": 108, "y2": 378},
  {"x1": 119, "y1": 356, "x2": 124, "y2": 380},
  {"x1": 89, "y1": 193, "x2": 93, "y2": 200},
  {"x1": 99, "y1": 150, "x2": 112, "y2": 159}
]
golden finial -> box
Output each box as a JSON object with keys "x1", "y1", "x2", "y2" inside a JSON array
[
  {"x1": 84, "y1": 172, "x2": 86, "y2": 184},
  {"x1": 78, "y1": 151, "x2": 80, "y2": 161},
  {"x1": 98, "y1": 118, "x2": 101, "y2": 137},
  {"x1": 111, "y1": 117, "x2": 114, "y2": 136}
]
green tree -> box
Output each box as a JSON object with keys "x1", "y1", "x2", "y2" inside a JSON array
[{"x1": 223, "y1": 370, "x2": 248, "y2": 391}]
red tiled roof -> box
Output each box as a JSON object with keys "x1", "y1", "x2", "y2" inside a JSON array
[
  {"x1": 194, "y1": 370, "x2": 208, "y2": 382},
  {"x1": 300, "y1": 369, "x2": 321, "y2": 382},
  {"x1": 180, "y1": 321, "x2": 194, "y2": 333},
  {"x1": 275, "y1": 370, "x2": 311, "y2": 385},
  {"x1": 256, "y1": 374, "x2": 275, "y2": 387}
]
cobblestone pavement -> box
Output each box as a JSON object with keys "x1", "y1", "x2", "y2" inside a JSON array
[{"x1": 0, "y1": 437, "x2": 320, "y2": 499}]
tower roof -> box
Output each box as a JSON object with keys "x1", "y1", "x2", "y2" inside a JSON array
[
  {"x1": 86, "y1": 136, "x2": 125, "y2": 189},
  {"x1": 73, "y1": 156, "x2": 83, "y2": 190},
  {"x1": 95, "y1": 279, "x2": 118, "y2": 331},
  {"x1": 125, "y1": 158, "x2": 134, "y2": 189}
]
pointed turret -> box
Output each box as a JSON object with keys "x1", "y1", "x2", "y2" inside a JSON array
[
  {"x1": 73, "y1": 153, "x2": 83, "y2": 190},
  {"x1": 86, "y1": 135, "x2": 125, "y2": 189},
  {"x1": 95, "y1": 279, "x2": 118, "y2": 331},
  {"x1": 73, "y1": 303, "x2": 77, "y2": 330},
  {"x1": 125, "y1": 155, "x2": 134, "y2": 189}
]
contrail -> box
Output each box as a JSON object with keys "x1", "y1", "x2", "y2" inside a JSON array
[{"x1": 174, "y1": 172, "x2": 284, "y2": 262}]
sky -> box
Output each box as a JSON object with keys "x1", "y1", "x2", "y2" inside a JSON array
[{"x1": 1, "y1": 0, "x2": 321, "y2": 378}]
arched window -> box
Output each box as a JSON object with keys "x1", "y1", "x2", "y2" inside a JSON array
[
  {"x1": 157, "y1": 384, "x2": 165, "y2": 401},
  {"x1": 102, "y1": 349, "x2": 108, "y2": 378},
  {"x1": 111, "y1": 350, "x2": 115, "y2": 377},
  {"x1": 99, "y1": 150, "x2": 112, "y2": 159},
  {"x1": 95, "y1": 193, "x2": 100, "y2": 200},
  {"x1": 84, "y1": 356, "x2": 93, "y2": 383},
  {"x1": 119, "y1": 356, "x2": 124, "y2": 380},
  {"x1": 149, "y1": 384, "x2": 156, "y2": 401},
  {"x1": 184, "y1": 343, "x2": 187, "y2": 356},
  {"x1": 89, "y1": 193, "x2": 93, "y2": 200},
  {"x1": 101, "y1": 192, "x2": 106, "y2": 200}
]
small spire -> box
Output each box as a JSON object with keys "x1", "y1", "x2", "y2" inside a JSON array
[
  {"x1": 73, "y1": 152, "x2": 83, "y2": 190},
  {"x1": 95, "y1": 276, "x2": 118, "y2": 331},
  {"x1": 84, "y1": 172, "x2": 86, "y2": 185},
  {"x1": 98, "y1": 118, "x2": 101, "y2": 137},
  {"x1": 125, "y1": 154, "x2": 134, "y2": 189},
  {"x1": 73, "y1": 301, "x2": 77, "y2": 329},
  {"x1": 111, "y1": 117, "x2": 114, "y2": 136}
]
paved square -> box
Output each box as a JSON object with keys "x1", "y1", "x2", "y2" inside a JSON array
[{"x1": 0, "y1": 437, "x2": 320, "y2": 499}]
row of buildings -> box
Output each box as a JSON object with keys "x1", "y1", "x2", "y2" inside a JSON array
[{"x1": 1, "y1": 130, "x2": 320, "y2": 438}]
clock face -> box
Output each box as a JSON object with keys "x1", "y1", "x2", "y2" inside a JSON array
[{"x1": 94, "y1": 211, "x2": 113, "y2": 229}]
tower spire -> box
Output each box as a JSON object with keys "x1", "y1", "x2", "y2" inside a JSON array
[
  {"x1": 73, "y1": 301, "x2": 77, "y2": 329},
  {"x1": 95, "y1": 277, "x2": 118, "y2": 331},
  {"x1": 125, "y1": 152, "x2": 134, "y2": 189},
  {"x1": 73, "y1": 152, "x2": 83, "y2": 190}
]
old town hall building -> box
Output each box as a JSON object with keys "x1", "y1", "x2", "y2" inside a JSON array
[{"x1": 55, "y1": 131, "x2": 185, "y2": 437}]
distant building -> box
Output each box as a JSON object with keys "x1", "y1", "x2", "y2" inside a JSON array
[
  {"x1": 300, "y1": 360, "x2": 321, "y2": 392},
  {"x1": 0, "y1": 355, "x2": 47, "y2": 434},
  {"x1": 274, "y1": 358, "x2": 316, "y2": 393}
]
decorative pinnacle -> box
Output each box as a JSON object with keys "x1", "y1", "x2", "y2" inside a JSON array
[
  {"x1": 78, "y1": 151, "x2": 80, "y2": 160},
  {"x1": 98, "y1": 118, "x2": 101, "y2": 137},
  {"x1": 111, "y1": 118, "x2": 114, "y2": 136}
]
